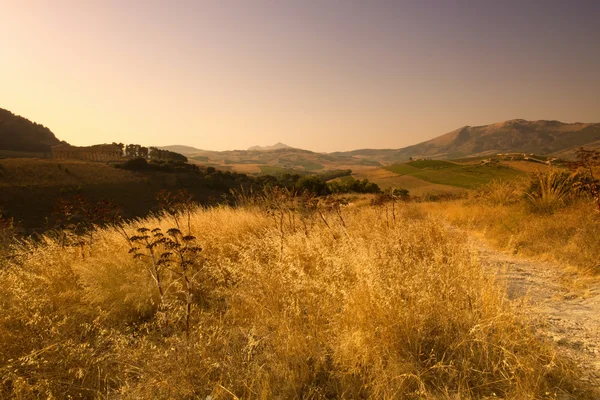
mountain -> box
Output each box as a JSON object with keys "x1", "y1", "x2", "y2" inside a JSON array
[
  {"x1": 337, "y1": 119, "x2": 600, "y2": 162},
  {"x1": 162, "y1": 120, "x2": 600, "y2": 166},
  {"x1": 158, "y1": 145, "x2": 206, "y2": 155},
  {"x1": 5, "y1": 108, "x2": 598, "y2": 166},
  {"x1": 0, "y1": 108, "x2": 62, "y2": 152},
  {"x1": 247, "y1": 142, "x2": 293, "y2": 151}
]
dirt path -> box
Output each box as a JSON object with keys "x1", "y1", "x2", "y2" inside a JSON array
[{"x1": 470, "y1": 237, "x2": 600, "y2": 387}]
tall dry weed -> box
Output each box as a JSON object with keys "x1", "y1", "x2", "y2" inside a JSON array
[
  {"x1": 434, "y1": 196, "x2": 600, "y2": 275},
  {"x1": 0, "y1": 203, "x2": 593, "y2": 398},
  {"x1": 525, "y1": 169, "x2": 577, "y2": 214},
  {"x1": 470, "y1": 179, "x2": 524, "y2": 206}
]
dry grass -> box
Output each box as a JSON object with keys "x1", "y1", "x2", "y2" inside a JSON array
[
  {"x1": 0, "y1": 202, "x2": 593, "y2": 399},
  {"x1": 437, "y1": 200, "x2": 600, "y2": 276},
  {"x1": 425, "y1": 172, "x2": 600, "y2": 276},
  {"x1": 501, "y1": 160, "x2": 551, "y2": 173},
  {"x1": 525, "y1": 170, "x2": 578, "y2": 214}
]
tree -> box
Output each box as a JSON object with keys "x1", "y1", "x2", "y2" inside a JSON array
[
  {"x1": 139, "y1": 146, "x2": 149, "y2": 159},
  {"x1": 327, "y1": 177, "x2": 381, "y2": 194},
  {"x1": 296, "y1": 176, "x2": 330, "y2": 196},
  {"x1": 112, "y1": 142, "x2": 125, "y2": 154},
  {"x1": 149, "y1": 147, "x2": 160, "y2": 159}
]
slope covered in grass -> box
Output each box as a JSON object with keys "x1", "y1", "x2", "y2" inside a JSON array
[
  {"x1": 351, "y1": 166, "x2": 464, "y2": 195},
  {"x1": 385, "y1": 160, "x2": 524, "y2": 189},
  {"x1": 0, "y1": 201, "x2": 591, "y2": 399},
  {"x1": 345, "y1": 119, "x2": 600, "y2": 162},
  {"x1": 424, "y1": 175, "x2": 600, "y2": 276}
]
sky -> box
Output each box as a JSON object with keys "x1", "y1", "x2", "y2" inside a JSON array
[{"x1": 1, "y1": 0, "x2": 599, "y2": 152}]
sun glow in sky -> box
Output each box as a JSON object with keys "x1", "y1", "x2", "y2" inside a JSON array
[{"x1": 1, "y1": 0, "x2": 599, "y2": 152}]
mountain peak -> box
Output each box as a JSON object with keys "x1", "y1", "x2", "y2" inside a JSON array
[
  {"x1": 247, "y1": 142, "x2": 292, "y2": 151},
  {"x1": 392, "y1": 119, "x2": 600, "y2": 161}
]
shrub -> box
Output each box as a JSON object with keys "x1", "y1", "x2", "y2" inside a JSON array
[
  {"x1": 328, "y1": 177, "x2": 381, "y2": 194},
  {"x1": 119, "y1": 157, "x2": 149, "y2": 170},
  {"x1": 525, "y1": 169, "x2": 577, "y2": 214},
  {"x1": 318, "y1": 169, "x2": 353, "y2": 181},
  {"x1": 295, "y1": 175, "x2": 330, "y2": 195}
]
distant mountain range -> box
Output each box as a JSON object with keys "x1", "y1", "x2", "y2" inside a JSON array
[
  {"x1": 158, "y1": 145, "x2": 206, "y2": 154},
  {"x1": 168, "y1": 119, "x2": 600, "y2": 174},
  {"x1": 335, "y1": 119, "x2": 600, "y2": 162},
  {"x1": 247, "y1": 142, "x2": 293, "y2": 151},
  {"x1": 163, "y1": 120, "x2": 600, "y2": 162},
  {"x1": 2, "y1": 106, "x2": 599, "y2": 164},
  {"x1": 0, "y1": 108, "x2": 62, "y2": 153},
  {"x1": 157, "y1": 143, "x2": 293, "y2": 155}
]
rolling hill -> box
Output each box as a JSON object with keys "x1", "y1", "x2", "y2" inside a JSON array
[
  {"x1": 338, "y1": 119, "x2": 600, "y2": 162},
  {"x1": 0, "y1": 157, "x2": 250, "y2": 230},
  {"x1": 384, "y1": 159, "x2": 525, "y2": 189},
  {"x1": 161, "y1": 120, "x2": 599, "y2": 174},
  {"x1": 158, "y1": 145, "x2": 206, "y2": 154},
  {"x1": 153, "y1": 119, "x2": 599, "y2": 195},
  {"x1": 3, "y1": 106, "x2": 599, "y2": 195},
  {"x1": 247, "y1": 142, "x2": 293, "y2": 151},
  {"x1": 0, "y1": 108, "x2": 62, "y2": 153}
]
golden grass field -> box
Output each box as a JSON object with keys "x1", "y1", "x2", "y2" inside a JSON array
[
  {"x1": 1, "y1": 194, "x2": 596, "y2": 399},
  {"x1": 501, "y1": 160, "x2": 551, "y2": 173},
  {"x1": 423, "y1": 185, "x2": 600, "y2": 279}
]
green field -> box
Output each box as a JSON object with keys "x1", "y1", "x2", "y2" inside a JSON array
[
  {"x1": 408, "y1": 160, "x2": 457, "y2": 169},
  {"x1": 385, "y1": 160, "x2": 524, "y2": 189}
]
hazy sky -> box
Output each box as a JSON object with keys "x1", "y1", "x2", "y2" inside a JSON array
[{"x1": 1, "y1": 1, "x2": 599, "y2": 152}]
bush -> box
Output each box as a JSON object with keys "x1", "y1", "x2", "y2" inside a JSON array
[
  {"x1": 318, "y1": 169, "x2": 353, "y2": 181},
  {"x1": 328, "y1": 177, "x2": 381, "y2": 194},
  {"x1": 525, "y1": 169, "x2": 578, "y2": 214},
  {"x1": 295, "y1": 175, "x2": 330, "y2": 195},
  {"x1": 118, "y1": 157, "x2": 149, "y2": 170}
]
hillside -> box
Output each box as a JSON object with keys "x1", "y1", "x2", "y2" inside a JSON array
[
  {"x1": 0, "y1": 108, "x2": 62, "y2": 153},
  {"x1": 384, "y1": 159, "x2": 525, "y2": 189},
  {"x1": 2, "y1": 108, "x2": 599, "y2": 166},
  {"x1": 0, "y1": 158, "x2": 249, "y2": 230},
  {"x1": 161, "y1": 120, "x2": 600, "y2": 175},
  {"x1": 184, "y1": 147, "x2": 370, "y2": 174},
  {"x1": 340, "y1": 120, "x2": 600, "y2": 162}
]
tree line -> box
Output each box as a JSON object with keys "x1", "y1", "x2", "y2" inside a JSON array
[
  {"x1": 112, "y1": 143, "x2": 188, "y2": 162},
  {"x1": 254, "y1": 172, "x2": 382, "y2": 195}
]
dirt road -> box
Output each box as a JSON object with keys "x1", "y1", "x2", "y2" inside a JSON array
[{"x1": 472, "y1": 239, "x2": 600, "y2": 388}]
